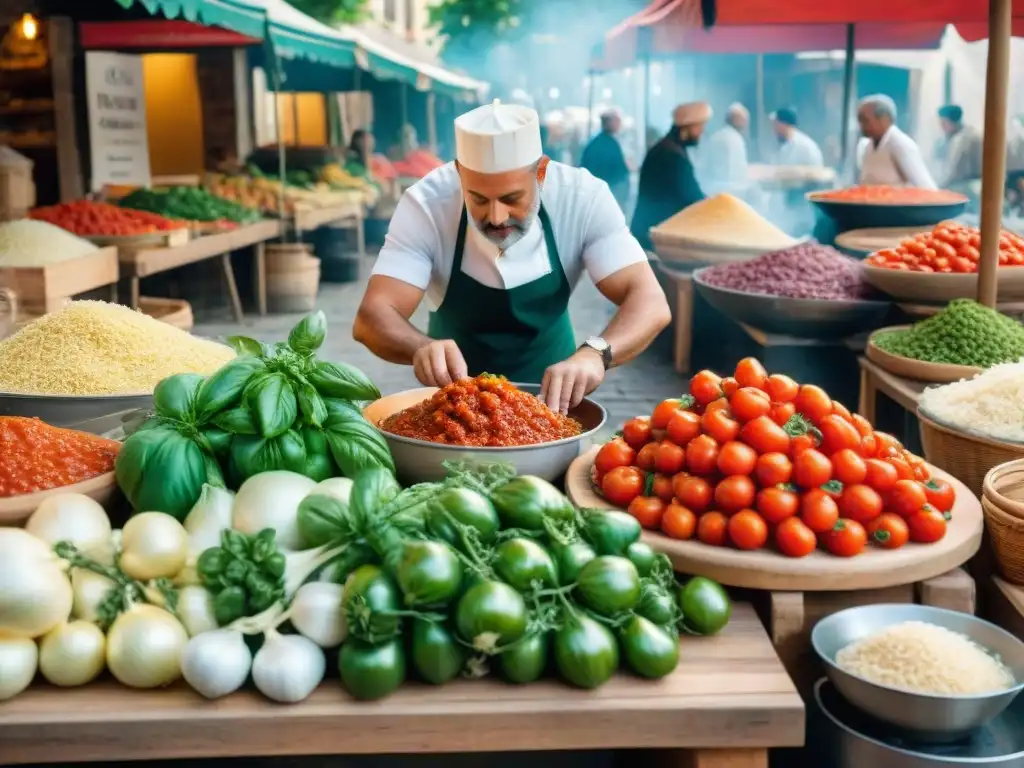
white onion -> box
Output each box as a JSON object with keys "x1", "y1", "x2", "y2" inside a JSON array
[
  {"x1": 0, "y1": 637, "x2": 38, "y2": 700},
  {"x1": 70, "y1": 569, "x2": 116, "y2": 623},
  {"x1": 25, "y1": 494, "x2": 112, "y2": 551},
  {"x1": 38, "y1": 621, "x2": 105, "y2": 687},
  {"x1": 233, "y1": 471, "x2": 316, "y2": 551},
  {"x1": 0, "y1": 528, "x2": 73, "y2": 638},
  {"x1": 289, "y1": 583, "x2": 346, "y2": 648},
  {"x1": 119, "y1": 512, "x2": 188, "y2": 581},
  {"x1": 106, "y1": 604, "x2": 187, "y2": 688},
  {"x1": 176, "y1": 586, "x2": 219, "y2": 637}
]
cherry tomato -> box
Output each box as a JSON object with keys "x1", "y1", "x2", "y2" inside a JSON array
[
  {"x1": 874, "y1": 432, "x2": 903, "y2": 458},
  {"x1": 720, "y1": 376, "x2": 740, "y2": 397},
  {"x1": 907, "y1": 507, "x2": 948, "y2": 543},
  {"x1": 755, "y1": 452, "x2": 792, "y2": 486},
  {"x1": 702, "y1": 408, "x2": 740, "y2": 444},
  {"x1": 621, "y1": 416, "x2": 653, "y2": 449},
  {"x1": 766, "y1": 373, "x2": 799, "y2": 403},
  {"x1": 770, "y1": 401, "x2": 796, "y2": 426},
  {"x1": 801, "y1": 489, "x2": 840, "y2": 534},
  {"x1": 666, "y1": 410, "x2": 702, "y2": 446},
  {"x1": 628, "y1": 495, "x2": 666, "y2": 530},
  {"x1": 824, "y1": 519, "x2": 867, "y2": 557},
  {"x1": 595, "y1": 438, "x2": 635, "y2": 475},
  {"x1": 714, "y1": 475, "x2": 757, "y2": 514},
  {"x1": 775, "y1": 517, "x2": 817, "y2": 558},
  {"x1": 819, "y1": 415, "x2": 862, "y2": 455},
  {"x1": 889, "y1": 479, "x2": 928, "y2": 518},
  {"x1": 851, "y1": 414, "x2": 873, "y2": 437},
  {"x1": 686, "y1": 434, "x2": 721, "y2": 475},
  {"x1": 730, "y1": 387, "x2": 772, "y2": 422},
  {"x1": 601, "y1": 466, "x2": 644, "y2": 507},
  {"x1": 690, "y1": 370, "x2": 724, "y2": 406},
  {"x1": 887, "y1": 457, "x2": 915, "y2": 481},
  {"x1": 839, "y1": 484, "x2": 883, "y2": 524},
  {"x1": 728, "y1": 509, "x2": 769, "y2": 551},
  {"x1": 674, "y1": 475, "x2": 713, "y2": 513},
  {"x1": 734, "y1": 357, "x2": 768, "y2": 390},
  {"x1": 652, "y1": 398, "x2": 691, "y2": 430},
  {"x1": 859, "y1": 433, "x2": 878, "y2": 458},
  {"x1": 924, "y1": 477, "x2": 956, "y2": 513},
  {"x1": 794, "y1": 384, "x2": 832, "y2": 424},
  {"x1": 717, "y1": 441, "x2": 758, "y2": 476},
  {"x1": 661, "y1": 503, "x2": 697, "y2": 540},
  {"x1": 789, "y1": 433, "x2": 819, "y2": 457},
  {"x1": 864, "y1": 458, "x2": 898, "y2": 492},
  {"x1": 740, "y1": 415, "x2": 791, "y2": 454},
  {"x1": 652, "y1": 473, "x2": 675, "y2": 503},
  {"x1": 697, "y1": 511, "x2": 729, "y2": 546},
  {"x1": 635, "y1": 441, "x2": 659, "y2": 472},
  {"x1": 756, "y1": 486, "x2": 800, "y2": 524},
  {"x1": 867, "y1": 513, "x2": 909, "y2": 549},
  {"x1": 793, "y1": 449, "x2": 833, "y2": 489},
  {"x1": 831, "y1": 449, "x2": 867, "y2": 485},
  {"x1": 831, "y1": 401, "x2": 853, "y2": 422},
  {"x1": 654, "y1": 441, "x2": 686, "y2": 475}
]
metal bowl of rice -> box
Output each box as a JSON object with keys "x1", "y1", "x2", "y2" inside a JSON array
[{"x1": 812, "y1": 604, "x2": 1024, "y2": 741}]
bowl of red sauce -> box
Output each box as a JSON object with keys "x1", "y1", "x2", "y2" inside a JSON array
[{"x1": 363, "y1": 375, "x2": 608, "y2": 484}]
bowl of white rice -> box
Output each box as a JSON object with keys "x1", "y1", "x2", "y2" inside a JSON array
[{"x1": 812, "y1": 604, "x2": 1024, "y2": 741}]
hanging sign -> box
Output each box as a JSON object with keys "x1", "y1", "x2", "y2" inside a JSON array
[{"x1": 85, "y1": 51, "x2": 151, "y2": 190}]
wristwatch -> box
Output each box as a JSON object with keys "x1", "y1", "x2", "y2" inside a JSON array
[{"x1": 581, "y1": 336, "x2": 613, "y2": 369}]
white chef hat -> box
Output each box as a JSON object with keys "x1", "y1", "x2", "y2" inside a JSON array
[{"x1": 455, "y1": 99, "x2": 543, "y2": 174}]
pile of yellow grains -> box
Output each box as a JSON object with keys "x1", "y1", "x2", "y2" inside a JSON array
[{"x1": 0, "y1": 301, "x2": 235, "y2": 395}]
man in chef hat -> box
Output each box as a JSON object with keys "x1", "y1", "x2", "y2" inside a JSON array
[{"x1": 354, "y1": 99, "x2": 671, "y2": 413}]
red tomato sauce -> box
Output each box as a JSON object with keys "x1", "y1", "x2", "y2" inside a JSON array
[
  {"x1": 0, "y1": 417, "x2": 120, "y2": 498},
  {"x1": 381, "y1": 375, "x2": 582, "y2": 447}
]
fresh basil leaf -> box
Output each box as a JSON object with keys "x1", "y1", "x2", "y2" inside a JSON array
[
  {"x1": 287, "y1": 310, "x2": 327, "y2": 355},
  {"x1": 324, "y1": 411, "x2": 395, "y2": 476},
  {"x1": 200, "y1": 426, "x2": 233, "y2": 461},
  {"x1": 230, "y1": 430, "x2": 306, "y2": 481},
  {"x1": 296, "y1": 378, "x2": 328, "y2": 428},
  {"x1": 350, "y1": 468, "x2": 401, "y2": 524},
  {"x1": 153, "y1": 373, "x2": 205, "y2": 422},
  {"x1": 297, "y1": 492, "x2": 356, "y2": 547},
  {"x1": 195, "y1": 357, "x2": 267, "y2": 422},
  {"x1": 250, "y1": 372, "x2": 298, "y2": 438},
  {"x1": 308, "y1": 360, "x2": 381, "y2": 401},
  {"x1": 226, "y1": 335, "x2": 263, "y2": 357},
  {"x1": 299, "y1": 426, "x2": 337, "y2": 482},
  {"x1": 213, "y1": 406, "x2": 259, "y2": 436}
]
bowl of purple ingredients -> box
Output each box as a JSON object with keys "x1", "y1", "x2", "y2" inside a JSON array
[{"x1": 693, "y1": 243, "x2": 893, "y2": 339}]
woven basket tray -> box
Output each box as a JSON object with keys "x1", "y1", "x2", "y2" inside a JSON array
[
  {"x1": 918, "y1": 410, "x2": 1024, "y2": 497},
  {"x1": 984, "y1": 459, "x2": 1024, "y2": 522},
  {"x1": 982, "y1": 496, "x2": 1024, "y2": 586}
]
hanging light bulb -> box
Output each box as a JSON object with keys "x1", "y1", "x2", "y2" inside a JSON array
[{"x1": 18, "y1": 14, "x2": 38, "y2": 42}]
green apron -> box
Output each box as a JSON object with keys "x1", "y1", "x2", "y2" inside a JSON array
[{"x1": 427, "y1": 205, "x2": 576, "y2": 383}]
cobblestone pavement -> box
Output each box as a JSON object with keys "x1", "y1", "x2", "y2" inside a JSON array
[{"x1": 194, "y1": 260, "x2": 688, "y2": 435}]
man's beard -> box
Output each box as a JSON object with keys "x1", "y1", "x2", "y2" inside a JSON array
[{"x1": 470, "y1": 186, "x2": 541, "y2": 249}]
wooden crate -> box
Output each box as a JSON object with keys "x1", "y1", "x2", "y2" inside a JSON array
[{"x1": 0, "y1": 246, "x2": 118, "y2": 313}]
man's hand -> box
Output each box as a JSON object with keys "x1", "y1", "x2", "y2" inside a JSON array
[
  {"x1": 412, "y1": 339, "x2": 468, "y2": 387},
  {"x1": 540, "y1": 348, "x2": 605, "y2": 414}
]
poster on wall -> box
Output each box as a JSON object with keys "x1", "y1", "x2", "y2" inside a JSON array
[{"x1": 85, "y1": 51, "x2": 151, "y2": 190}]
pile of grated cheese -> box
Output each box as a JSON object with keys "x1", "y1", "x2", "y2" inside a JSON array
[
  {"x1": 0, "y1": 301, "x2": 235, "y2": 395},
  {"x1": 919, "y1": 359, "x2": 1024, "y2": 443},
  {"x1": 0, "y1": 219, "x2": 99, "y2": 267}
]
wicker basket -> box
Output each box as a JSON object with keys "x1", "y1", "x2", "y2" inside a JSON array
[
  {"x1": 983, "y1": 459, "x2": 1024, "y2": 521},
  {"x1": 982, "y1": 496, "x2": 1024, "y2": 585},
  {"x1": 917, "y1": 409, "x2": 1024, "y2": 497}
]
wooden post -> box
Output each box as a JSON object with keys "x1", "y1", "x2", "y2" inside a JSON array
[
  {"x1": 977, "y1": 0, "x2": 1012, "y2": 308},
  {"x1": 839, "y1": 24, "x2": 856, "y2": 173}
]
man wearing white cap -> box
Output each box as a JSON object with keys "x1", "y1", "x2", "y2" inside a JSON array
[
  {"x1": 354, "y1": 99, "x2": 670, "y2": 413},
  {"x1": 699, "y1": 102, "x2": 750, "y2": 196}
]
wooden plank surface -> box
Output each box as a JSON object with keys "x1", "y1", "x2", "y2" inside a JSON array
[
  {"x1": 0, "y1": 605, "x2": 803, "y2": 765},
  {"x1": 293, "y1": 204, "x2": 363, "y2": 233},
  {"x1": 119, "y1": 220, "x2": 282, "y2": 278},
  {"x1": 857, "y1": 356, "x2": 928, "y2": 422},
  {"x1": 568, "y1": 446, "x2": 983, "y2": 591},
  {"x1": 0, "y1": 247, "x2": 119, "y2": 311}
]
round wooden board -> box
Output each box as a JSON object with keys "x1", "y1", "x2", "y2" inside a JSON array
[
  {"x1": 0, "y1": 471, "x2": 119, "y2": 526},
  {"x1": 834, "y1": 226, "x2": 924, "y2": 255},
  {"x1": 567, "y1": 446, "x2": 983, "y2": 591},
  {"x1": 866, "y1": 326, "x2": 982, "y2": 383}
]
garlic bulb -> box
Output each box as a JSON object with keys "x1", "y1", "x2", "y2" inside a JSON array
[
  {"x1": 119, "y1": 513, "x2": 188, "y2": 582},
  {"x1": 289, "y1": 582, "x2": 346, "y2": 648},
  {"x1": 38, "y1": 621, "x2": 105, "y2": 687},
  {"x1": 176, "y1": 586, "x2": 219, "y2": 637},
  {"x1": 251, "y1": 629, "x2": 325, "y2": 703},
  {"x1": 180, "y1": 629, "x2": 251, "y2": 700},
  {"x1": 106, "y1": 604, "x2": 187, "y2": 688},
  {"x1": 0, "y1": 637, "x2": 38, "y2": 701}
]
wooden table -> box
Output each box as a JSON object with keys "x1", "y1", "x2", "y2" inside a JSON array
[
  {"x1": 0, "y1": 604, "x2": 803, "y2": 767},
  {"x1": 656, "y1": 262, "x2": 695, "y2": 375},
  {"x1": 983, "y1": 576, "x2": 1024, "y2": 639},
  {"x1": 856, "y1": 356, "x2": 927, "y2": 425},
  {"x1": 293, "y1": 204, "x2": 367, "y2": 258},
  {"x1": 117, "y1": 220, "x2": 282, "y2": 322}
]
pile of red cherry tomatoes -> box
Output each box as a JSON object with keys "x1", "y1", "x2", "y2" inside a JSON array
[
  {"x1": 593, "y1": 358, "x2": 956, "y2": 558},
  {"x1": 865, "y1": 222, "x2": 1024, "y2": 273}
]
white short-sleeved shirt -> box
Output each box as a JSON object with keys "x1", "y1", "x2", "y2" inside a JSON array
[
  {"x1": 857, "y1": 126, "x2": 937, "y2": 189},
  {"x1": 372, "y1": 161, "x2": 648, "y2": 311},
  {"x1": 773, "y1": 129, "x2": 824, "y2": 168}
]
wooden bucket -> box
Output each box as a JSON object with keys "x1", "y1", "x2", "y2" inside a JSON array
[
  {"x1": 267, "y1": 259, "x2": 320, "y2": 314},
  {"x1": 266, "y1": 243, "x2": 315, "y2": 273}
]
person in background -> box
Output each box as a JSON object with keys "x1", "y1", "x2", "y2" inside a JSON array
[
  {"x1": 699, "y1": 102, "x2": 750, "y2": 196},
  {"x1": 630, "y1": 102, "x2": 711, "y2": 251},
  {"x1": 856, "y1": 94, "x2": 936, "y2": 189},
  {"x1": 348, "y1": 129, "x2": 375, "y2": 167},
  {"x1": 770, "y1": 108, "x2": 824, "y2": 167},
  {"x1": 935, "y1": 105, "x2": 983, "y2": 190},
  {"x1": 580, "y1": 110, "x2": 631, "y2": 211}
]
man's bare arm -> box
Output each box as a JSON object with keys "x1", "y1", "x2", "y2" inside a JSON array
[{"x1": 593, "y1": 262, "x2": 672, "y2": 366}]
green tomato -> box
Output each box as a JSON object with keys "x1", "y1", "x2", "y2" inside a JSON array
[
  {"x1": 493, "y1": 538, "x2": 559, "y2": 593},
  {"x1": 342, "y1": 565, "x2": 402, "y2": 644},
  {"x1": 397, "y1": 541, "x2": 463, "y2": 607},
  {"x1": 619, "y1": 615, "x2": 679, "y2": 679},
  {"x1": 427, "y1": 487, "x2": 501, "y2": 549},
  {"x1": 455, "y1": 581, "x2": 528, "y2": 654},
  {"x1": 411, "y1": 620, "x2": 466, "y2": 685},
  {"x1": 576, "y1": 556, "x2": 641, "y2": 616},
  {"x1": 554, "y1": 613, "x2": 619, "y2": 689},
  {"x1": 552, "y1": 541, "x2": 597, "y2": 586},
  {"x1": 490, "y1": 476, "x2": 575, "y2": 531},
  {"x1": 499, "y1": 633, "x2": 549, "y2": 684},
  {"x1": 339, "y1": 638, "x2": 406, "y2": 700},
  {"x1": 625, "y1": 542, "x2": 657, "y2": 577},
  {"x1": 636, "y1": 584, "x2": 678, "y2": 626},
  {"x1": 679, "y1": 577, "x2": 732, "y2": 636},
  {"x1": 582, "y1": 510, "x2": 642, "y2": 556}
]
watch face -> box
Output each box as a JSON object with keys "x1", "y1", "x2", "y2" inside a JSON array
[{"x1": 586, "y1": 336, "x2": 609, "y2": 352}]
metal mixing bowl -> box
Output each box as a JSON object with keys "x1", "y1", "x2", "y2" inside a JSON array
[
  {"x1": 363, "y1": 383, "x2": 608, "y2": 485},
  {"x1": 812, "y1": 604, "x2": 1024, "y2": 741},
  {"x1": 0, "y1": 391, "x2": 154, "y2": 432},
  {"x1": 808, "y1": 196, "x2": 968, "y2": 230}
]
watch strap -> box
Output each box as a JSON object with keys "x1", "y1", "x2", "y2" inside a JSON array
[{"x1": 581, "y1": 339, "x2": 613, "y2": 369}]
